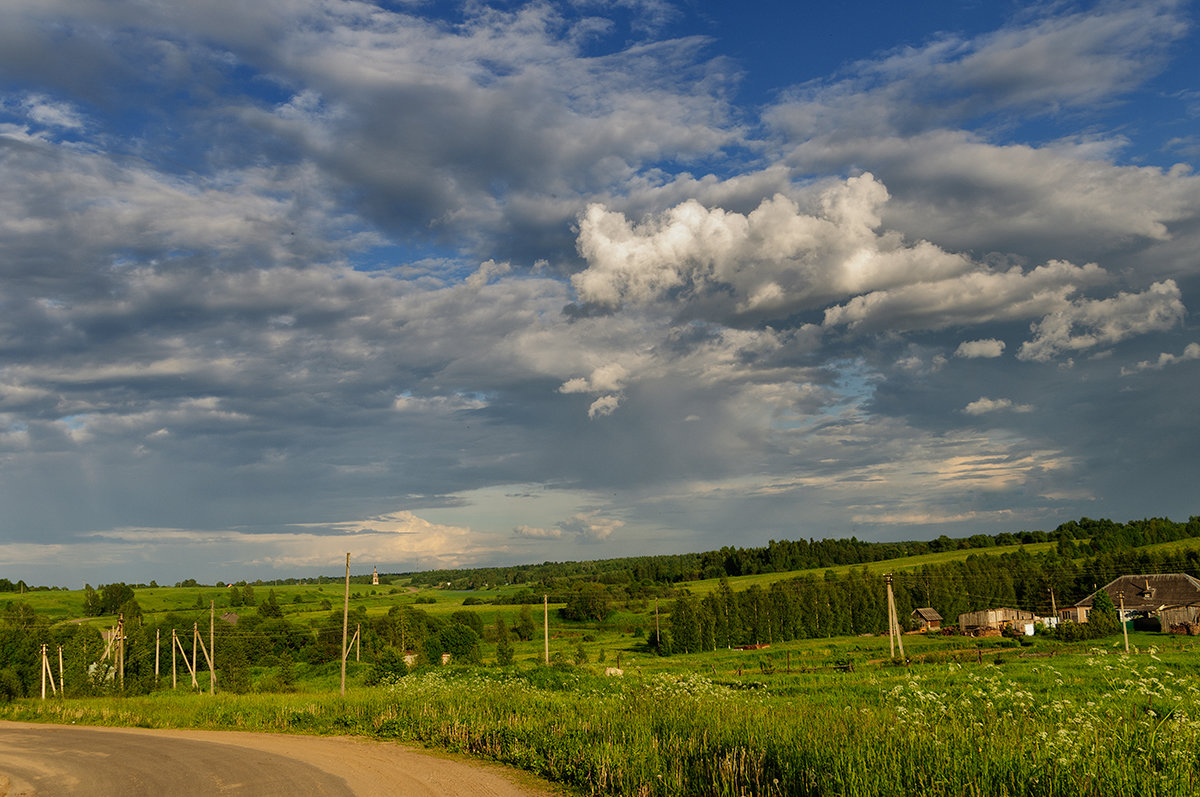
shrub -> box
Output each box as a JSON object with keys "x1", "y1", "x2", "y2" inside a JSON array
[{"x1": 0, "y1": 669, "x2": 22, "y2": 702}]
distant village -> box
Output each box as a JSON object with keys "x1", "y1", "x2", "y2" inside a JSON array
[{"x1": 916, "y1": 573, "x2": 1200, "y2": 637}]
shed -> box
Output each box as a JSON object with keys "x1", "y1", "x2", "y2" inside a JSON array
[
  {"x1": 957, "y1": 607, "x2": 1034, "y2": 635},
  {"x1": 911, "y1": 607, "x2": 943, "y2": 631}
]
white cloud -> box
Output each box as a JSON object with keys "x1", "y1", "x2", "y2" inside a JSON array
[
  {"x1": 821, "y1": 259, "x2": 1105, "y2": 333},
  {"x1": 587, "y1": 394, "x2": 622, "y2": 419},
  {"x1": 512, "y1": 525, "x2": 562, "y2": 540},
  {"x1": 955, "y1": 339, "x2": 1006, "y2": 359},
  {"x1": 1121, "y1": 342, "x2": 1200, "y2": 374},
  {"x1": 1018, "y1": 280, "x2": 1185, "y2": 361},
  {"x1": 557, "y1": 512, "x2": 624, "y2": 543},
  {"x1": 20, "y1": 93, "x2": 86, "y2": 130},
  {"x1": 964, "y1": 397, "x2": 1034, "y2": 415},
  {"x1": 573, "y1": 174, "x2": 974, "y2": 317},
  {"x1": 559, "y1": 363, "x2": 629, "y2": 394}
]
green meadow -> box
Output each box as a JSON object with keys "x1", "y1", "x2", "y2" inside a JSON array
[
  {"x1": 4, "y1": 635, "x2": 1199, "y2": 797},
  {"x1": 674, "y1": 541, "x2": 1060, "y2": 595}
]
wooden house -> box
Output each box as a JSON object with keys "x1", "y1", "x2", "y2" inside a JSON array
[
  {"x1": 911, "y1": 607, "x2": 943, "y2": 631},
  {"x1": 1069, "y1": 574, "x2": 1200, "y2": 632}
]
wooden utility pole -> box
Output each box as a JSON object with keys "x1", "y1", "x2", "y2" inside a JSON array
[
  {"x1": 155, "y1": 628, "x2": 161, "y2": 681},
  {"x1": 1119, "y1": 590, "x2": 1129, "y2": 654},
  {"x1": 543, "y1": 594, "x2": 549, "y2": 665},
  {"x1": 117, "y1": 614, "x2": 125, "y2": 691},
  {"x1": 1049, "y1": 587, "x2": 1058, "y2": 618},
  {"x1": 885, "y1": 575, "x2": 904, "y2": 660},
  {"x1": 194, "y1": 622, "x2": 214, "y2": 693},
  {"x1": 341, "y1": 552, "x2": 350, "y2": 696},
  {"x1": 58, "y1": 646, "x2": 64, "y2": 695},
  {"x1": 356, "y1": 623, "x2": 361, "y2": 662},
  {"x1": 172, "y1": 629, "x2": 178, "y2": 689},
  {"x1": 210, "y1": 600, "x2": 216, "y2": 694},
  {"x1": 41, "y1": 644, "x2": 58, "y2": 699},
  {"x1": 178, "y1": 629, "x2": 199, "y2": 689}
]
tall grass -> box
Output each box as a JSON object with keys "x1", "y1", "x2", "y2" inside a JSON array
[{"x1": 4, "y1": 652, "x2": 1198, "y2": 796}]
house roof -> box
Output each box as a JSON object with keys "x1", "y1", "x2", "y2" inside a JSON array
[
  {"x1": 1074, "y1": 574, "x2": 1200, "y2": 612},
  {"x1": 912, "y1": 607, "x2": 943, "y2": 622}
]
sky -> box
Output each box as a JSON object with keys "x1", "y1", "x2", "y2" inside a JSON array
[{"x1": 2, "y1": 0, "x2": 1199, "y2": 587}]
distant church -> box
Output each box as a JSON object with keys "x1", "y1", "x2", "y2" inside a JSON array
[{"x1": 372, "y1": 566, "x2": 379, "y2": 586}]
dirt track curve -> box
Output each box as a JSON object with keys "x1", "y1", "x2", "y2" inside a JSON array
[{"x1": 0, "y1": 721, "x2": 556, "y2": 797}]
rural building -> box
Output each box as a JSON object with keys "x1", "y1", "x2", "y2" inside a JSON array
[
  {"x1": 957, "y1": 607, "x2": 1035, "y2": 635},
  {"x1": 911, "y1": 607, "x2": 943, "y2": 631},
  {"x1": 1069, "y1": 574, "x2": 1200, "y2": 632},
  {"x1": 1059, "y1": 605, "x2": 1090, "y2": 624}
]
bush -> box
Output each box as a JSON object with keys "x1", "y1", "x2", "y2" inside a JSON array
[
  {"x1": 0, "y1": 669, "x2": 22, "y2": 702},
  {"x1": 365, "y1": 648, "x2": 411, "y2": 685}
]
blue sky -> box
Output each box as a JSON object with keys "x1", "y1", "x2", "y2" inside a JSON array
[{"x1": 1, "y1": 0, "x2": 1198, "y2": 586}]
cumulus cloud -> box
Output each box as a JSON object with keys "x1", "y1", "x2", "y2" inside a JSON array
[
  {"x1": 964, "y1": 398, "x2": 1035, "y2": 415},
  {"x1": 1017, "y1": 280, "x2": 1185, "y2": 362},
  {"x1": 956, "y1": 339, "x2": 1006, "y2": 358},
  {"x1": 763, "y1": 2, "x2": 1200, "y2": 271},
  {"x1": 574, "y1": 174, "x2": 973, "y2": 317},
  {"x1": 587, "y1": 395, "x2": 622, "y2": 419},
  {"x1": 557, "y1": 512, "x2": 624, "y2": 543},
  {"x1": 1121, "y1": 342, "x2": 1200, "y2": 374},
  {"x1": 559, "y1": 363, "x2": 630, "y2": 394}
]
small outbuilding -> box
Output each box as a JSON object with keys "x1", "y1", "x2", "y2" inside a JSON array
[
  {"x1": 957, "y1": 607, "x2": 1034, "y2": 635},
  {"x1": 911, "y1": 607, "x2": 943, "y2": 631}
]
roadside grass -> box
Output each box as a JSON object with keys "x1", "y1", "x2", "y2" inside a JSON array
[{"x1": 5, "y1": 639, "x2": 1200, "y2": 797}]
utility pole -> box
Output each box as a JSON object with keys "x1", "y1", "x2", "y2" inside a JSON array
[
  {"x1": 58, "y1": 646, "x2": 64, "y2": 695},
  {"x1": 155, "y1": 628, "x2": 160, "y2": 682},
  {"x1": 117, "y1": 614, "x2": 125, "y2": 691},
  {"x1": 885, "y1": 575, "x2": 904, "y2": 660},
  {"x1": 210, "y1": 600, "x2": 216, "y2": 694},
  {"x1": 172, "y1": 629, "x2": 177, "y2": 689},
  {"x1": 543, "y1": 594, "x2": 549, "y2": 665},
  {"x1": 41, "y1": 644, "x2": 56, "y2": 699},
  {"x1": 341, "y1": 552, "x2": 350, "y2": 696},
  {"x1": 1119, "y1": 590, "x2": 1129, "y2": 654}
]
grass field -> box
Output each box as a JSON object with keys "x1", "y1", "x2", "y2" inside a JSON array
[
  {"x1": 4, "y1": 633, "x2": 1199, "y2": 796},
  {"x1": 1143, "y1": 537, "x2": 1200, "y2": 556},
  {"x1": 675, "y1": 541, "x2": 1059, "y2": 595}
]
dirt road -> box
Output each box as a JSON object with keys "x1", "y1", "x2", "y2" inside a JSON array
[{"x1": 0, "y1": 721, "x2": 556, "y2": 797}]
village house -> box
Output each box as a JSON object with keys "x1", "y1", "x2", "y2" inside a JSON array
[
  {"x1": 1066, "y1": 573, "x2": 1200, "y2": 633},
  {"x1": 910, "y1": 607, "x2": 943, "y2": 631}
]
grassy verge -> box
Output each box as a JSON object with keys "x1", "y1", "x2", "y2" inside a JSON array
[{"x1": 4, "y1": 646, "x2": 1200, "y2": 796}]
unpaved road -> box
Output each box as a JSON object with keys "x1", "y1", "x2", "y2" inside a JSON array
[{"x1": 0, "y1": 722, "x2": 556, "y2": 796}]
